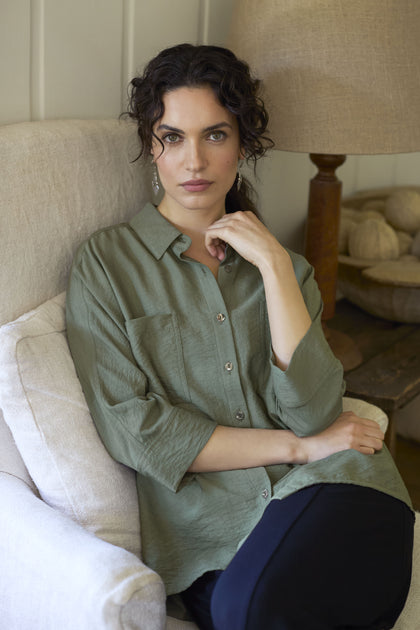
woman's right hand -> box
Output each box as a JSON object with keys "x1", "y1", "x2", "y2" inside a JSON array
[{"x1": 300, "y1": 412, "x2": 385, "y2": 464}]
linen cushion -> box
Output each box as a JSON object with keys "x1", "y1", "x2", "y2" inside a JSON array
[
  {"x1": 0, "y1": 411, "x2": 38, "y2": 492},
  {"x1": 0, "y1": 292, "x2": 141, "y2": 557},
  {"x1": 0, "y1": 119, "x2": 149, "y2": 327}
]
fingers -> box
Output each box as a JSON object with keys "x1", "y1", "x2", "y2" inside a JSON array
[
  {"x1": 206, "y1": 237, "x2": 226, "y2": 261},
  {"x1": 337, "y1": 412, "x2": 385, "y2": 453},
  {"x1": 339, "y1": 412, "x2": 385, "y2": 437},
  {"x1": 204, "y1": 212, "x2": 249, "y2": 260},
  {"x1": 205, "y1": 212, "x2": 250, "y2": 243},
  {"x1": 204, "y1": 211, "x2": 276, "y2": 265},
  {"x1": 358, "y1": 446, "x2": 377, "y2": 455},
  {"x1": 358, "y1": 436, "x2": 384, "y2": 454},
  {"x1": 204, "y1": 219, "x2": 230, "y2": 259}
]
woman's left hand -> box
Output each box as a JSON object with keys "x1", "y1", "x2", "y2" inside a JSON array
[
  {"x1": 204, "y1": 211, "x2": 286, "y2": 270},
  {"x1": 301, "y1": 411, "x2": 385, "y2": 463}
]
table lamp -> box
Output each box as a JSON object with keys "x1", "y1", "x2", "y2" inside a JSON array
[{"x1": 228, "y1": 0, "x2": 420, "y2": 368}]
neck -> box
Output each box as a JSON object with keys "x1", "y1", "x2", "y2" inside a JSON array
[
  {"x1": 157, "y1": 197, "x2": 225, "y2": 242},
  {"x1": 157, "y1": 197, "x2": 225, "y2": 277}
]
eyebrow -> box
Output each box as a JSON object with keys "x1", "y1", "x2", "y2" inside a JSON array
[{"x1": 156, "y1": 122, "x2": 233, "y2": 134}]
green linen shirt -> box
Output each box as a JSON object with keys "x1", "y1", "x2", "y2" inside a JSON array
[{"x1": 66, "y1": 203, "x2": 411, "y2": 595}]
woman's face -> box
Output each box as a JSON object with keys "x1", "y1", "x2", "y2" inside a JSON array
[{"x1": 151, "y1": 85, "x2": 242, "y2": 220}]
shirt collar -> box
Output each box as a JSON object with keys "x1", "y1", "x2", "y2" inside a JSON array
[
  {"x1": 129, "y1": 203, "x2": 237, "y2": 265},
  {"x1": 129, "y1": 203, "x2": 185, "y2": 260}
]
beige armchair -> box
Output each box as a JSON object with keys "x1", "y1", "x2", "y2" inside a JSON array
[{"x1": 0, "y1": 119, "x2": 418, "y2": 630}]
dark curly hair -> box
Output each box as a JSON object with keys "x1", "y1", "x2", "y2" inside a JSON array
[{"x1": 125, "y1": 43, "x2": 274, "y2": 213}]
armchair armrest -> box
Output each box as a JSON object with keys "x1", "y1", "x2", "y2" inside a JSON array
[
  {"x1": 342, "y1": 396, "x2": 388, "y2": 433},
  {"x1": 0, "y1": 474, "x2": 166, "y2": 630}
]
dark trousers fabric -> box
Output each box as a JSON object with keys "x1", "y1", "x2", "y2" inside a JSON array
[{"x1": 180, "y1": 484, "x2": 414, "y2": 630}]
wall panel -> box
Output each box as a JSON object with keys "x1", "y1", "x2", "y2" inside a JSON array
[
  {"x1": 246, "y1": 150, "x2": 313, "y2": 251},
  {"x1": 352, "y1": 154, "x2": 397, "y2": 192},
  {"x1": 0, "y1": 0, "x2": 31, "y2": 125},
  {"x1": 42, "y1": 0, "x2": 123, "y2": 119},
  {"x1": 202, "y1": 0, "x2": 235, "y2": 45},
  {"x1": 131, "y1": 0, "x2": 201, "y2": 76},
  {"x1": 340, "y1": 156, "x2": 358, "y2": 198},
  {"x1": 394, "y1": 153, "x2": 420, "y2": 187}
]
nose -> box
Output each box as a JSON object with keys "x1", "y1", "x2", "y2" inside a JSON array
[{"x1": 185, "y1": 139, "x2": 207, "y2": 172}]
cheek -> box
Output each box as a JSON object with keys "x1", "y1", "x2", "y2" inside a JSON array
[
  {"x1": 217, "y1": 146, "x2": 240, "y2": 168},
  {"x1": 222, "y1": 154, "x2": 240, "y2": 175}
]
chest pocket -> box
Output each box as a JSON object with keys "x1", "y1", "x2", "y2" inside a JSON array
[{"x1": 125, "y1": 313, "x2": 190, "y2": 404}]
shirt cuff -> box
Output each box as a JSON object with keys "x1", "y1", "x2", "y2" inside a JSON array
[
  {"x1": 270, "y1": 320, "x2": 343, "y2": 408},
  {"x1": 138, "y1": 404, "x2": 217, "y2": 493}
]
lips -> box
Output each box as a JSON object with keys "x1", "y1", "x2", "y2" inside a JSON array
[{"x1": 181, "y1": 179, "x2": 212, "y2": 193}]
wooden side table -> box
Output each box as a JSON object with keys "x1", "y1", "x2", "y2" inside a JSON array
[{"x1": 329, "y1": 299, "x2": 420, "y2": 457}]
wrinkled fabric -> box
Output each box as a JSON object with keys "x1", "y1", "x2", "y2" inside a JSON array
[{"x1": 66, "y1": 203, "x2": 412, "y2": 594}]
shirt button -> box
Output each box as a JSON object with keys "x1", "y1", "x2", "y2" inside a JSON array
[
  {"x1": 262, "y1": 489, "x2": 269, "y2": 500},
  {"x1": 224, "y1": 264, "x2": 232, "y2": 273},
  {"x1": 224, "y1": 361, "x2": 234, "y2": 372},
  {"x1": 216, "y1": 313, "x2": 226, "y2": 323},
  {"x1": 235, "y1": 410, "x2": 245, "y2": 422}
]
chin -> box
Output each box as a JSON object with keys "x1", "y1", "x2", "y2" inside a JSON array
[{"x1": 177, "y1": 193, "x2": 224, "y2": 212}]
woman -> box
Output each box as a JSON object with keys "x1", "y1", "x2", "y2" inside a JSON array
[{"x1": 66, "y1": 44, "x2": 414, "y2": 630}]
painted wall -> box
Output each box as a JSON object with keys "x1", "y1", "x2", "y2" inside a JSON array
[{"x1": 1, "y1": 0, "x2": 419, "y2": 252}]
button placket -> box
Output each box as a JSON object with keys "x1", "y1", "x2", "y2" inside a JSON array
[{"x1": 196, "y1": 254, "x2": 248, "y2": 426}]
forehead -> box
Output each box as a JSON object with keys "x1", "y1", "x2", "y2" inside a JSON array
[{"x1": 159, "y1": 85, "x2": 237, "y2": 129}]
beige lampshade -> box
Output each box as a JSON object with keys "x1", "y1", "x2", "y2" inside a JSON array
[{"x1": 228, "y1": 0, "x2": 420, "y2": 155}]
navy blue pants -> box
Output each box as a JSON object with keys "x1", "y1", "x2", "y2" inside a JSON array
[{"x1": 180, "y1": 484, "x2": 414, "y2": 630}]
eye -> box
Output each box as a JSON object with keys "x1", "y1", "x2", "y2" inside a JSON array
[
  {"x1": 208, "y1": 130, "x2": 227, "y2": 142},
  {"x1": 163, "y1": 133, "x2": 182, "y2": 144}
]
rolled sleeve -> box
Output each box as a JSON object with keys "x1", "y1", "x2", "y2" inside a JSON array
[
  {"x1": 270, "y1": 320, "x2": 345, "y2": 436},
  {"x1": 66, "y1": 252, "x2": 216, "y2": 492},
  {"x1": 269, "y1": 251, "x2": 345, "y2": 436}
]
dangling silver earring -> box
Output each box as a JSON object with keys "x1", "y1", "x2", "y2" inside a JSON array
[
  {"x1": 237, "y1": 163, "x2": 243, "y2": 191},
  {"x1": 151, "y1": 162, "x2": 160, "y2": 195}
]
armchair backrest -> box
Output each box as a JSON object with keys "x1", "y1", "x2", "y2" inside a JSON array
[{"x1": 0, "y1": 119, "x2": 149, "y2": 326}]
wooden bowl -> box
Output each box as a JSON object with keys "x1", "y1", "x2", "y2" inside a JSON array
[{"x1": 338, "y1": 187, "x2": 420, "y2": 323}]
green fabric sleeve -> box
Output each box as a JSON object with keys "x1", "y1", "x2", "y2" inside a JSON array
[
  {"x1": 66, "y1": 252, "x2": 216, "y2": 492},
  {"x1": 269, "y1": 253, "x2": 345, "y2": 436}
]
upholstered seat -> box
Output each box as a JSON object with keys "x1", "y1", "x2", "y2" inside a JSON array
[{"x1": 0, "y1": 119, "x2": 418, "y2": 630}]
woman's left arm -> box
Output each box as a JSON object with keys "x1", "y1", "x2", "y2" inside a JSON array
[
  {"x1": 205, "y1": 210, "x2": 346, "y2": 437},
  {"x1": 205, "y1": 211, "x2": 311, "y2": 370}
]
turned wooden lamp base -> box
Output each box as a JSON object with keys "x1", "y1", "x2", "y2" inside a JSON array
[{"x1": 304, "y1": 153, "x2": 362, "y2": 372}]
